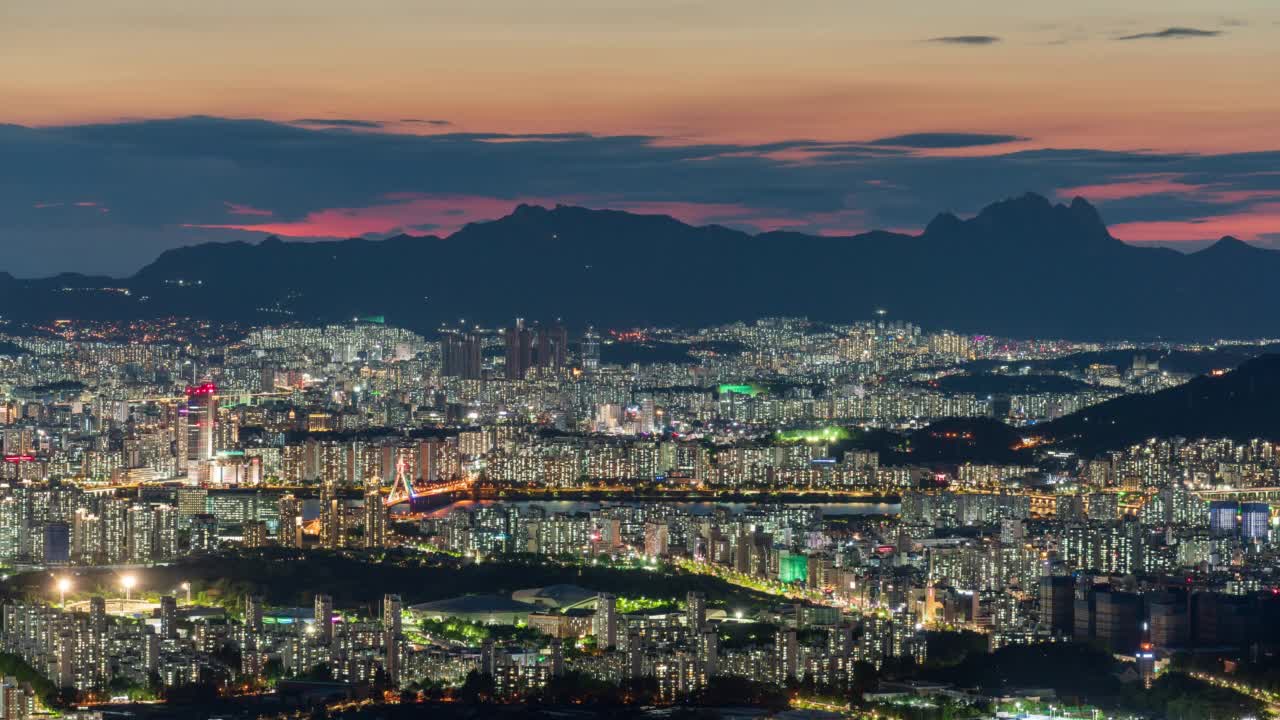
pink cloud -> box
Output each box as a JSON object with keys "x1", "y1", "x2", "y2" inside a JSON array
[
  {"x1": 1058, "y1": 174, "x2": 1280, "y2": 206},
  {"x1": 187, "y1": 193, "x2": 871, "y2": 239},
  {"x1": 36, "y1": 200, "x2": 108, "y2": 213},
  {"x1": 34, "y1": 199, "x2": 108, "y2": 211},
  {"x1": 1109, "y1": 202, "x2": 1280, "y2": 243},
  {"x1": 188, "y1": 194, "x2": 563, "y2": 238},
  {"x1": 224, "y1": 201, "x2": 274, "y2": 217},
  {"x1": 1057, "y1": 174, "x2": 1201, "y2": 201}
]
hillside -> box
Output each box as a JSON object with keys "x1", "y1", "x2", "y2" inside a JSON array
[{"x1": 1034, "y1": 354, "x2": 1280, "y2": 452}]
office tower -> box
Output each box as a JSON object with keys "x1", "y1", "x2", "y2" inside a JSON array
[
  {"x1": 159, "y1": 595, "x2": 177, "y2": 639},
  {"x1": 245, "y1": 595, "x2": 264, "y2": 633},
  {"x1": 775, "y1": 627, "x2": 798, "y2": 683},
  {"x1": 383, "y1": 594, "x2": 403, "y2": 685},
  {"x1": 1146, "y1": 592, "x2": 1188, "y2": 649},
  {"x1": 593, "y1": 593, "x2": 618, "y2": 649},
  {"x1": 686, "y1": 591, "x2": 706, "y2": 630},
  {"x1": 580, "y1": 327, "x2": 601, "y2": 371},
  {"x1": 504, "y1": 319, "x2": 534, "y2": 379},
  {"x1": 278, "y1": 494, "x2": 302, "y2": 548},
  {"x1": 41, "y1": 522, "x2": 70, "y2": 564},
  {"x1": 440, "y1": 329, "x2": 483, "y2": 380},
  {"x1": 1240, "y1": 502, "x2": 1269, "y2": 541},
  {"x1": 363, "y1": 477, "x2": 387, "y2": 549},
  {"x1": 314, "y1": 594, "x2": 334, "y2": 645},
  {"x1": 189, "y1": 514, "x2": 219, "y2": 552},
  {"x1": 1076, "y1": 587, "x2": 1143, "y2": 654},
  {"x1": 242, "y1": 520, "x2": 268, "y2": 548},
  {"x1": 1038, "y1": 575, "x2": 1074, "y2": 635},
  {"x1": 1209, "y1": 501, "x2": 1239, "y2": 537},
  {"x1": 184, "y1": 383, "x2": 217, "y2": 464}
]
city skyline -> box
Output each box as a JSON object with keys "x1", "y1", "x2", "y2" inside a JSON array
[
  {"x1": 6, "y1": 3, "x2": 1280, "y2": 718},
  {"x1": 1, "y1": 314, "x2": 1279, "y2": 718}
]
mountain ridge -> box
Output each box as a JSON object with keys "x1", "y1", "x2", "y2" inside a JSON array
[{"x1": 3, "y1": 193, "x2": 1278, "y2": 339}]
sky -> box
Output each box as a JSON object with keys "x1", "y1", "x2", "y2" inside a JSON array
[{"x1": 2, "y1": 0, "x2": 1279, "y2": 275}]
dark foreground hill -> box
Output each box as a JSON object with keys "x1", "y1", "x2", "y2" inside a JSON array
[
  {"x1": 2, "y1": 193, "x2": 1279, "y2": 339},
  {"x1": 1031, "y1": 354, "x2": 1280, "y2": 452},
  {"x1": 833, "y1": 355, "x2": 1280, "y2": 462}
]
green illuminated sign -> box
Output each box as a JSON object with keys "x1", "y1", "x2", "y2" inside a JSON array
[
  {"x1": 718, "y1": 383, "x2": 763, "y2": 397},
  {"x1": 777, "y1": 427, "x2": 849, "y2": 443},
  {"x1": 779, "y1": 553, "x2": 808, "y2": 584}
]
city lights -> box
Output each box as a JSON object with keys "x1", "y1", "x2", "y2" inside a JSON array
[{"x1": 121, "y1": 573, "x2": 137, "y2": 601}]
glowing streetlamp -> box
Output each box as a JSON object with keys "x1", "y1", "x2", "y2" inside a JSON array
[
  {"x1": 56, "y1": 577, "x2": 72, "y2": 606},
  {"x1": 121, "y1": 573, "x2": 137, "y2": 602},
  {"x1": 180, "y1": 581, "x2": 191, "y2": 604}
]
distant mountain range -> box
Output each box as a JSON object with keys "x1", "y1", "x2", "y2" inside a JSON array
[{"x1": 3, "y1": 192, "x2": 1279, "y2": 339}]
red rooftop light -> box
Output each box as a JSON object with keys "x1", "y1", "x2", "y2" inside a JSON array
[{"x1": 185, "y1": 383, "x2": 218, "y2": 396}]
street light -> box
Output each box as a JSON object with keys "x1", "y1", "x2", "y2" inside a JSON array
[
  {"x1": 56, "y1": 577, "x2": 72, "y2": 607},
  {"x1": 180, "y1": 581, "x2": 191, "y2": 604},
  {"x1": 121, "y1": 573, "x2": 137, "y2": 602}
]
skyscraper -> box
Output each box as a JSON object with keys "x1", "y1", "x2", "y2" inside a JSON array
[
  {"x1": 593, "y1": 593, "x2": 618, "y2": 649},
  {"x1": 184, "y1": 383, "x2": 217, "y2": 466},
  {"x1": 314, "y1": 594, "x2": 334, "y2": 645},
  {"x1": 1038, "y1": 575, "x2": 1074, "y2": 635},
  {"x1": 535, "y1": 323, "x2": 568, "y2": 370},
  {"x1": 245, "y1": 595, "x2": 264, "y2": 633},
  {"x1": 580, "y1": 327, "x2": 601, "y2": 372},
  {"x1": 319, "y1": 481, "x2": 345, "y2": 549},
  {"x1": 383, "y1": 594, "x2": 403, "y2": 686},
  {"x1": 698, "y1": 627, "x2": 718, "y2": 681},
  {"x1": 775, "y1": 627, "x2": 798, "y2": 683},
  {"x1": 440, "y1": 329, "x2": 483, "y2": 380},
  {"x1": 159, "y1": 595, "x2": 177, "y2": 639},
  {"x1": 1209, "y1": 501, "x2": 1239, "y2": 537},
  {"x1": 363, "y1": 477, "x2": 387, "y2": 549},
  {"x1": 278, "y1": 494, "x2": 302, "y2": 548},
  {"x1": 1240, "y1": 502, "x2": 1270, "y2": 541},
  {"x1": 504, "y1": 319, "x2": 534, "y2": 380},
  {"x1": 686, "y1": 591, "x2": 706, "y2": 631}
]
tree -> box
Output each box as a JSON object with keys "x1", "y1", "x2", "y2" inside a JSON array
[{"x1": 457, "y1": 670, "x2": 495, "y2": 703}]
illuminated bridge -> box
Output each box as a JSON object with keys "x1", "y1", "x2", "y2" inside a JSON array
[
  {"x1": 382, "y1": 452, "x2": 474, "y2": 509},
  {"x1": 1192, "y1": 487, "x2": 1280, "y2": 503}
]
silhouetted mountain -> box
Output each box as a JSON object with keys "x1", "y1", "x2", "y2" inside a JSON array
[
  {"x1": 3, "y1": 193, "x2": 1279, "y2": 338},
  {"x1": 1033, "y1": 354, "x2": 1280, "y2": 452}
]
